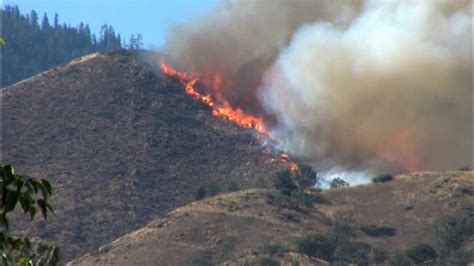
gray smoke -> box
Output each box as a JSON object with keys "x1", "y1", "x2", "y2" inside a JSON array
[{"x1": 161, "y1": 0, "x2": 473, "y2": 177}]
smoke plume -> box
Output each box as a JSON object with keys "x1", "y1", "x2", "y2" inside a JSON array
[{"x1": 161, "y1": 0, "x2": 473, "y2": 177}]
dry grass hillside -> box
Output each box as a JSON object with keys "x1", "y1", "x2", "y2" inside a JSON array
[
  {"x1": 71, "y1": 171, "x2": 473, "y2": 265},
  {"x1": 0, "y1": 51, "x2": 301, "y2": 261}
]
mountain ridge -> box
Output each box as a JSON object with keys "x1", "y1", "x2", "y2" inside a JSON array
[{"x1": 1, "y1": 50, "x2": 300, "y2": 261}]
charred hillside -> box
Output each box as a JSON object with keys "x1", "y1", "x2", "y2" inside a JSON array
[{"x1": 0, "y1": 51, "x2": 298, "y2": 261}]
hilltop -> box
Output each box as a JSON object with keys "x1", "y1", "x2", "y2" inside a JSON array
[
  {"x1": 1, "y1": 51, "x2": 301, "y2": 261},
  {"x1": 71, "y1": 171, "x2": 473, "y2": 265}
]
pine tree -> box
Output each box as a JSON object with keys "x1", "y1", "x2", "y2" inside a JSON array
[
  {"x1": 41, "y1": 13, "x2": 50, "y2": 30},
  {"x1": 1, "y1": 5, "x2": 141, "y2": 87},
  {"x1": 53, "y1": 13, "x2": 59, "y2": 28}
]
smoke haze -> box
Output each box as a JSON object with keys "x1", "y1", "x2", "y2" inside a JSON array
[{"x1": 161, "y1": 0, "x2": 473, "y2": 177}]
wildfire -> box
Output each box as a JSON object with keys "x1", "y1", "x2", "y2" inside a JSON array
[
  {"x1": 160, "y1": 59, "x2": 298, "y2": 172},
  {"x1": 277, "y1": 153, "x2": 299, "y2": 172},
  {"x1": 160, "y1": 60, "x2": 270, "y2": 136}
]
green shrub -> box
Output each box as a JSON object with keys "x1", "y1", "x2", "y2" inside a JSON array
[
  {"x1": 445, "y1": 249, "x2": 474, "y2": 266},
  {"x1": 332, "y1": 241, "x2": 371, "y2": 264},
  {"x1": 434, "y1": 214, "x2": 474, "y2": 256},
  {"x1": 259, "y1": 257, "x2": 279, "y2": 266},
  {"x1": 371, "y1": 174, "x2": 393, "y2": 183},
  {"x1": 217, "y1": 237, "x2": 236, "y2": 260},
  {"x1": 0, "y1": 164, "x2": 54, "y2": 265},
  {"x1": 260, "y1": 243, "x2": 285, "y2": 255},
  {"x1": 194, "y1": 186, "x2": 207, "y2": 200},
  {"x1": 359, "y1": 225, "x2": 396, "y2": 237},
  {"x1": 227, "y1": 181, "x2": 239, "y2": 192},
  {"x1": 405, "y1": 244, "x2": 437, "y2": 264},
  {"x1": 289, "y1": 190, "x2": 313, "y2": 210},
  {"x1": 329, "y1": 178, "x2": 349, "y2": 189},
  {"x1": 290, "y1": 260, "x2": 300, "y2": 266},
  {"x1": 206, "y1": 182, "x2": 220, "y2": 197},
  {"x1": 274, "y1": 171, "x2": 297, "y2": 196},
  {"x1": 372, "y1": 248, "x2": 389, "y2": 263},
  {"x1": 190, "y1": 251, "x2": 212, "y2": 266},
  {"x1": 295, "y1": 234, "x2": 336, "y2": 261},
  {"x1": 386, "y1": 251, "x2": 414, "y2": 266}
]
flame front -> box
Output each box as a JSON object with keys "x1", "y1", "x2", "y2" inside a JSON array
[
  {"x1": 160, "y1": 59, "x2": 298, "y2": 172},
  {"x1": 160, "y1": 60, "x2": 270, "y2": 136}
]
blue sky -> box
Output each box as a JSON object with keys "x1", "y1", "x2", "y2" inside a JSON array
[{"x1": 2, "y1": 0, "x2": 219, "y2": 49}]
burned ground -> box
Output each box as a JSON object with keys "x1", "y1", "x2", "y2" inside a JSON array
[{"x1": 1, "y1": 51, "x2": 296, "y2": 261}]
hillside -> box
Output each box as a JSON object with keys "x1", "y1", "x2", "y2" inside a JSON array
[
  {"x1": 0, "y1": 51, "x2": 301, "y2": 261},
  {"x1": 71, "y1": 171, "x2": 473, "y2": 265}
]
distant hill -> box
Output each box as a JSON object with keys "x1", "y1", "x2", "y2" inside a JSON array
[
  {"x1": 70, "y1": 171, "x2": 474, "y2": 265},
  {"x1": 1, "y1": 51, "x2": 300, "y2": 261}
]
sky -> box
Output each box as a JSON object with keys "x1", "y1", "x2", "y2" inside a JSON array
[{"x1": 2, "y1": 0, "x2": 219, "y2": 49}]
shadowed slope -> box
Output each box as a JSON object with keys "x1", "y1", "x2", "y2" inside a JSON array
[{"x1": 1, "y1": 51, "x2": 295, "y2": 261}]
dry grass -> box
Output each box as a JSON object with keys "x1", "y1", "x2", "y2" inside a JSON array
[{"x1": 71, "y1": 171, "x2": 473, "y2": 265}]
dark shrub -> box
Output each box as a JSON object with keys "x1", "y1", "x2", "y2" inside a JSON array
[
  {"x1": 217, "y1": 237, "x2": 236, "y2": 260},
  {"x1": 373, "y1": 248, "x2": 389, "y2": 263},
  {"x1": 386, "y1": 251, "x2": 414, "y2": 266},
  {"x1": 259, "y1": 257, "x2": 279, "y2": 266},
  {"x1": 445, "y1": 249, "x2": 474, "y2": 266},
  {"x1": 206, "y1": 182, "x2": 220, "y2": 197},
  {"x1": 434, "y1": 214, "x2": 474, "y2": 255},
  {"x1": 190, "y1": 251, "x2": 212, "y2": 266},
  {"x1": 371, "y1": 174, "x2": 393, "y2": 183},
  {"x1": 295, "y1": 234, "x2": 336, "y2": 261},
  {"x1": 332, "y1": 241, "x2": 372, "y2": 264},
  {"x1": 359, "y1": 225, "x2": 397, "y2": 237},
  {"x1": 289, "y1": 190, "x2": 313, "y2": 210},
  {"x1": 274, "y1": 170, "x2": 297, "y2": 196},
  {"x1": 227, "y1": 181, "x2": 239, "y2": 192},
  {"x1": 261, "y1": 243, "x2": 285, "y2": 255},
  {"x1": 459, "y1": 166, "x2": 471, "y2": 171},
  {"x1": 405, "y1": 244, "x2": 437, "y2": 264},
  {"x1": 195, "y1": 186, "x2": 206, "y2": 200},
  {"x1": 295, "y1": 164, "x2": 318, "y2": 188},
  {"x1": 329, "y1": 178, "x2": 349, "y2": 189}
]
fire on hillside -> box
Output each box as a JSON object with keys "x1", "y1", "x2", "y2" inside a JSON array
[{"x1": 160, "y1": 59, "x2": 299, "y2": 172}]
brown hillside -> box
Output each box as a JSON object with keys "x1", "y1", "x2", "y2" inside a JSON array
[
  {"x1": 0, "y1": 51, "x2": 299, "y2": 261},
  {"x1": 71, "y1": 171, "x2": 473, "y2": 265}
]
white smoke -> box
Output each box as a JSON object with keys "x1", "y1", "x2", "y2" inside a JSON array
[
  {"x1": 161, "y1": 0, "x2": 473, "y2": 179},
  {"x1": 258, "y1": 0, "x2": 473, "y2": 175}
]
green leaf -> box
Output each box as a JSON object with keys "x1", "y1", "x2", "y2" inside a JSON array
[
  {"x1": 40, "y1": 179, "x2": 52, "y2": 195},
  {"x1": 45, "y1": 201, "x2": 54, "y2": 214},
  {"x1": 3, "y1": 165, "x2": 14, "y2": 185},
  {"x1": 4, "y1": 190, "x2": 19, "y2": 212},
  {"x1": 15, "y1": 178, "x2": 24, "y2": 193},
  {"x1": 38, "y1": 182, "x2": 49, "y2": 200},
  {"x1": 28, "y1": 206, "x2": 36, "y2": 220},
  {"x1": 37, "y1": 199, "x2": 48, "y2": 219},
  {"x1": 0, "y1": 213, "x2": 9, "y2": 230},
  {"x1": 19, "y1": 194, "x2": 31, "y2": 214},
  {"x1": 1, "y1": 253, "x2": 12, "y2": 266},
  {"x1": 26, "y1": 180, "x2": 37, "y2": 194},
  {"x1": 16, "y1": 258, "x2": 33, "y2": 266}
]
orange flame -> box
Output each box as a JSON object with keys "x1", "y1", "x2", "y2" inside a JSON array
[
  {"x1": 377, "y1": 128, "x2": 420, "y2": 172},
  {"x1": 160, "y1": 60, "x2": 270, "y2": 136},
  {"x1": 160, "y1": 59, "x2": 298, "y2": 172}
]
